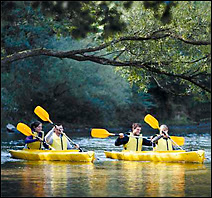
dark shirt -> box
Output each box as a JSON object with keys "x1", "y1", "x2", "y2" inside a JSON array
[
  {"x1": 25, "y1": 132, "x2": 42, "y2": 144},
  {"x1": 115, "y1": 132, "x2": 152, "y2": 146},
  {"x1": 25, "y1": 132, "x2": 49, "y2": 149}
]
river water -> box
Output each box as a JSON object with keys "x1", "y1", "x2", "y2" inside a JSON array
[{"x1": 1, "y1": 123, "x2": 211, "y2": 197}]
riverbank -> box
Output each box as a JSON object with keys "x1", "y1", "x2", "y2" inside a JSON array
[{"x1": 2, "y1": 119, "x2": 211, "y2": 137}]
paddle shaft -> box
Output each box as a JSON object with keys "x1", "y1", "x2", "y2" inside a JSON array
[
  {"x1": 168, "y1": 137, "x2": 183, "y2": 150},
  {"x1": 95, "y1": 131, "x2": 183, "y2": 141},
  {"x1": 104, "y1": 132, "x2": 147, "y2": 138},
  {"x1": 31, "y1": 134, "x2": 55, "y2": 150},
  {"x1": 98, "y1": 131, "x2": 175, "y2": 140}
]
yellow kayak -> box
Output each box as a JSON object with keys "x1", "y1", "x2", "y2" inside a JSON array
[
  {"x1": 9, "y1": 149, "x2": 95, "y2": 163},
  {"x1": 104, "y1": 150, "x2": 205, "y2": 163}
]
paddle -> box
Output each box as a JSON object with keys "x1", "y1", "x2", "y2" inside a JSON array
[
  {"x1": 16, "y1": 123, "x2": 55, "y2": 150},
  {"x1": 144, "y1": 114, "x2": 184, "y2": 150},
  {"x1": 91, "y1": 128, "x2": 145, "y2": 139},
  {"x1": 91, "y1": 128, "x2": 120, "y2": 138},
  {"x1": 34, "y1": 106, "x2": 83, "y2": 152}
]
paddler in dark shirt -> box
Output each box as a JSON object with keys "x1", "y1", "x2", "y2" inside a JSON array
[
  {"x1": 24, "y1": 121, "x2": 49, "y2": 150},
  {"x1": 115, "y1": 123, "x2": 152, "y2": 151}
]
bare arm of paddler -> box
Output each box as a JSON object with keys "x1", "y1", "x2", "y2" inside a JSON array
[
  {"x1": 45, "y1": 126, "x2": 74, "y2": 149},
  {"x1": 45, "y1": 127, "x2": 54, "y2": 144}
]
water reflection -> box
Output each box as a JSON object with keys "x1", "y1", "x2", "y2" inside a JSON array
[
  {"x1": 95, "y1": 161, "x2": 206, "y2": 197},
  {"x1": 6, "y1": 161, "x2": 95, "y2": 197},
  {"x1": 4, "y1": 160, "x2": 205, "y2": 197},
  {"x1": 20, "y1": 161, "x2": 47, "y2": 197}
]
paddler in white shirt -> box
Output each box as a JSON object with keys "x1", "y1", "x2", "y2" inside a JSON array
[{"x1": 45, "y1": 123, "x2": 80, "y2": 150}]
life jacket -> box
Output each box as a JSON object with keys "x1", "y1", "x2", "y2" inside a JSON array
[
  {"x1": 123, "y1": 132, "x2": 143, "y2": 151},
  {"x1": 153, "y1": 134, "x2": 173, "y2": 151},
  {"x1": 51, "y1": 133, "x2": 68, "y2": 150},
  {"x1": 27, "y1": 131, "x2": 44, "y2": 150}
]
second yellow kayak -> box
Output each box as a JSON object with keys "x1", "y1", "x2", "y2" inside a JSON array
[{"x1": 104, "y1": 150, "x2": 205, "y2": 163}]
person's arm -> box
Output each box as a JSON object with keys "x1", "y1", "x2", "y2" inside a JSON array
[
  {"x1": 25, "y1": 135, "x2": 39, "y2": 144},
  {"x1": 151, "y1": 134, "x2": 163, "y2": 143},
  {"x1": 45, "y1": 128, "x2": 54, "y2": 144},
  {"x1": 115, "y1": 133, "x2": 129, "y2": 146},
  {"x1": 142, "y1": 138, "x2": 152, "y2": 146},
  {"x1": 67, "y1": 139, "x2": 74, "y2": 149}
]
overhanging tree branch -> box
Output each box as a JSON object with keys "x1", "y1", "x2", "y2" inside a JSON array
[
  {"x1": 1, "y1": 30, "x2": 211, "y2": 93},
  {"x1": 2, "y1": 29, "x2": 211, "y2": 65}
]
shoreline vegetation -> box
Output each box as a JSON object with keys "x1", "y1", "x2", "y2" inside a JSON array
[{"x1": 3, "y1": 117, "x2": 211, "y2": 133}]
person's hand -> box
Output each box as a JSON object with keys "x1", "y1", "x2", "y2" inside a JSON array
[
  {"x1": 162, "y1": 131, "x2": 169, "y2": 138},
  {"x1": 35, "y1": 136, "x2": 43, "y2": 142},
  {"x1": 74, "y1": 144, "x2": 80, "y2": 149},
  {"x1": 43, "y1": 142, "x2": 50, "y2": 149},
  {"x1": 119, "y1": 133, "x2": 124, "y2": 138}
]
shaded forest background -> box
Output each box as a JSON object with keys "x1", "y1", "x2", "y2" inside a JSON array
[{"x1": 1, "y1": 1, "x2": 211, "y2": 130}]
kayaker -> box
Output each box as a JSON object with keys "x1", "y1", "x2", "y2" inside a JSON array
[
  {"x1": 45, "y1": 123, "x2": 80, "y2": 150},
  {"x1": 151, "y1": 124, "x2": 174, "y2": 151},
  {"x1": 115, "y1": 123, "x2": 152, "y2": 151},
  {"x1": 24, "y1": 121, "x2": 49, "y2": 150}
]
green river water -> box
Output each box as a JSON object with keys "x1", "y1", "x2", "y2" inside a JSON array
[{"x1": 1, "y1": 123, "x2": 211, "y2": 197}]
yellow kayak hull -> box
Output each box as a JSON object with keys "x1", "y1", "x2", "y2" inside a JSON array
[
  {"x1": 9, "y1": 149, "x2": 95, "y2": 163},
  {"x1": 104, "y1": 150, "x2": 205, "y2": 163}
]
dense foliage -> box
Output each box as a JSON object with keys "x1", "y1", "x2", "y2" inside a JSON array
[
  {"x1": 1, "y1": 36, "x2": 155, "y2": 128},
  {"x1": 119, "y1": 1, "x2": 211, "y2": 96},
  {"x1": 1, "y1": 1, "x2": 211, "y2": 128}
]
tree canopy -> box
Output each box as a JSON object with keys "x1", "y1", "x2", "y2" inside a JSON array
[
  {"x1": 1, "y1": 1, "x2": 211, "y2": 99},
  {"x1": 1, "y1": 1, "x2": 211, "y2": 127}
]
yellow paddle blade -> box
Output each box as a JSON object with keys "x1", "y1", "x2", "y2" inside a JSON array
[
  {"x1": 34, "y1": 106, "x2": 53, "y2": 124},
  {"x1": 170, "y1": 136, "x2": 185, "y2": 146},
  {"x1": 144, "y1": 114, "x2": 185, "y2": 146},
  {"x1": 144, "y1": 114, "x2": 160, "y2": 130},
  {"x1": 91, "y1": 129, "x2": 115, "y2": 138},
  {"x1": 17, "y1": 123, "x2": 33, "y2": 136}
]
